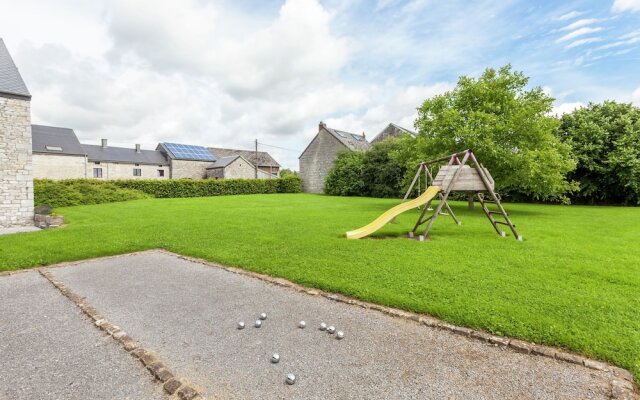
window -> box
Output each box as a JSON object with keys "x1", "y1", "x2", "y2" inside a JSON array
[
  {"x1": 93, "y1": 168, "x2": 103, "y2": 178},
  {"x1": 94, "y1": 161, "x2": 101, "y2": 165},
  {"x1": 158, "y1": 169, "x2": 165, "y2": 177},
  {"x1": 133, "y1": 168, "x2": 142, "y2": 177},
  {"x1": 135, "y1": 163, "x2": 140, "y2": 166},
  {"x1": 45, "y1": 145, "x2": 62, "y2": 151}
]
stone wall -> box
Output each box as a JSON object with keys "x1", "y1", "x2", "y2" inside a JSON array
[
  {"x1": 170, "y1": 160, "x2": 211, "y2": 179},
  {"x1": 87, "y1": 162, "x2": 168, "y2": 180},
  {"x1": 299, "y1": 130, "x2": 346, "y2": 193},
  {"x1": 223, "y1": 157, "x2": 256, "y2": 179},
  {"x1": 0, "y1": 97, "x2": 33, "y2": 227},
  {"x1": 33, "y1": 153, "x2": 86, "y2": 179}
]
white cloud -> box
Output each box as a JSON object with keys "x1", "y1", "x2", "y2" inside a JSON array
[
  {"x1": 612, "y1": 0, "x2": 640, "y2": 13},
  {"x1": 597, "y1": 36, "x2": 640, "y2": 50},
  {"x1": 565, "y1": 37, "x2": 604, "y2": 49},
  {"x1": 552, "y1": 102, "x2": 584, "y2": 115},
  {"x1": 561, "y1": 18, "x2": 600, "y2": 30},
  {"x1": 632, "y1": 87, "x2": 640, "y2": 106},
  {"x1": 555, "y1": 11, "x2": 584, "y2": 21},
  {"x1": 557, "y1": 27, "x2": 603, "y2": 43}
]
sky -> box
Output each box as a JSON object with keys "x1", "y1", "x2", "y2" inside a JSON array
[{"x1": 1, "y1": 0, "x2": 639, "y2": 169}]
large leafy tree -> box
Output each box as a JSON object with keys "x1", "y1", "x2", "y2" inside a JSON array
[
  {"x1": 557, "y1": 101, "x2": 640, "y2": 205},
  {"x1": 411, "y1": 65, "x2": 577, "y2": 201}
]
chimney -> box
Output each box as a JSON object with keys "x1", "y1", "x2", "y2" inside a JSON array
[
  {"x1": 135, "y1": 144, "x2": 141, "y2": 153},
  {"x1": 362, "y1": 131, "x2": 366, "y2": 139},
  {"x1": 101, "y1": 139, "x2": 108, "y2": 148},
  {"x1": 319, "y1": 121, "x2": 326, "y2": 132}
]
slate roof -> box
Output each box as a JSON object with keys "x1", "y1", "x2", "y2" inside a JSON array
[
  {"x1": 324, "y1": 127, "x2": 370, "y2": 151},
  {"x1": 0, "y1": 39, "x2": 30, "y2": 99},
  {"x1": 389, "y1": 123, "x2": 416, "y2": 136},
  {"x1": 209, "y1": 147, "x2": 280, "y2": 167},
  {"x1": 84, "y1": 144, "x2": 169, "y2": 165},
  {"x1": 206, "y1": 155, "x2": 251, "y2": 169},
  {"x1": 32, "y1": 125, "x2": 85, "y2": 156}
]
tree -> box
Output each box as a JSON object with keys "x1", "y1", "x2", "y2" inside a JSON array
[
  {"x1": 557, "y1": 101, "x2": 640, "y2": 205},
  {"x1": 410, "y1": 65, "x2": 577, "y2": 202},
  {"x1": 362, "y1": 138, "x2": 408, "y2": 198},
  {"x1": 279, "y1": 168, "x2": 297, "y2": 178},
  {"x1": 324, "y1": 150, "x2": 365, "y2": 196}
]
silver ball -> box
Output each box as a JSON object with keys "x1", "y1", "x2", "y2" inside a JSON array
[
  {"x1": 286, "y1": 373, "x2": 296, "y2": 385},
  {"x1": 271, "y1": 353, "x2": 280, "y2": 363},
  {"x1": 327, "y1": 325, "x2": 336, "y2": 334},
  {"x1": 298, "y1": 320, "x2": 306, "y2": 329},
  {"x1": 336, "y1": 331, "x2": 344, "y2": 339},
  {"x1": 319, "y1": 322, "x2": 327, "y2": 331},
  {"x1": 255, "y1": 320, "x2": 262, "y2": 328},
  {"x1": 237, "y1": 321, "x2": 245, "y2": 330},
  {"x1": 259, "y1": 313, "x2": 267, "y2": 320}
]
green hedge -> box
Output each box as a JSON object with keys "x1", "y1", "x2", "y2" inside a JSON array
[
  {"x1": 113, "y1": 175, "x2": 301, "y2": 198},
  {"x1": 35, "y1": 176, "x2": 302, "y2": 208},
  {"x1": 34, "y1": 179, "x2": 150, "y2": 208}
]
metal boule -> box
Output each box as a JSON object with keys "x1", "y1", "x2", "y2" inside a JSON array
[
  {"x1": 259, "y1": 313, "x2": 267, "y2": 320},
  {"x1": 255, "y1": 320, "x2": 262, "y2": 328},
  {"x1": 327, "y1": 325, "x2": 336, "y2": 334},
  {"x1": 336, "y1": 331, "x2": 344, "y2": 339},
  {"x1": 286, "y1": 373, "x2": 296, "y2": 385},
  {"x1": 319, "y1": 322, "x2": 327, "y2": 331},
  {"x1": 271, "y1": 353, "x2": 280, "y2": 363},
  {"x1": 298, "y1": 320, "x2": 306, "y2": 329},
  {"x1": 237, "y1": 321, "x2": 245, "y2": 330}
]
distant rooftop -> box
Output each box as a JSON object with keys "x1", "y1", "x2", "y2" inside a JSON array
[
  {"x1": 0, "y1": 38, "x2": 30, "y2": 99},
  {"x1": 32, "y1": 125, "x2": 85, "y2": 156},
  {"x1": 325, "y1": 126, "x2": 370, "y2": 152},
  {"x1": 84, "y1": 143, "x2": 169, "y2": 165},
  {"x1": 209, "y1": 147, "x2": 280, "y2": 167}
]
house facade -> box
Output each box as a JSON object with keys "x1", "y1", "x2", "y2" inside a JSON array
[
  {"x1": 85, "y1": 139, "x2": 169, "y2": 180},
  {"x1": 299, "y1": 122, "x2": 370, "y2": 193},
  {"x1": 32, "y1": 125, "x2": 87, "y2": 179},
  {"x1": 209, "y1": 147, "x2": 280, "y2": 178},
  {"x1": 0, "y1": 38, "x2": 34, "y2": 228}
]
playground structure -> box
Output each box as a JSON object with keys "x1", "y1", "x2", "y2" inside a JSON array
[{"x1": 346, "y1": 149, "x2": 522, "y2": 241}]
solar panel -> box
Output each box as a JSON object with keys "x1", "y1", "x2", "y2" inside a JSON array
[
  {"x1": 163, "y1": 143, "x2": 216, "y2": 161},
  {"x1": 351, "y1": 134, "x2": 363, "y2": 141}
]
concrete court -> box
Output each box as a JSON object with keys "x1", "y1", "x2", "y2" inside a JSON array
[
  {"x1": 0, "y1": 271, "x2": 167, "y2": 400},
  {"x1": 39, "y1": 250, "x2": 614, "y2": 400}
]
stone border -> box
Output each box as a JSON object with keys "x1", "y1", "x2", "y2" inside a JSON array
[
  {"x1": 2, "y1": 249, "x2": 636, "y2": 399},
  {"x1": 38, "y1": 268, "x2": 207, "y2": 400},
  {"x1": 157, "y1": 249, "x2": 638, "y2": 400}
]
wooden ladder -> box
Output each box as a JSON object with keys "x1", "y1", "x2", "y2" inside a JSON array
[{"x1": 477, "y1": 192, "x2": 521, "y2": 240}]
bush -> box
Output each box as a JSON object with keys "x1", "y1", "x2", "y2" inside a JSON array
[
  {"x1": 34, "y1": 179, "x2": 150, "y2": 208},
  {"x1": 362, "y1": 139, "x2": 408, "y2": 198},
  {"x1": 35, "y1": 176, "x2": 302, "y2": 209},
  {"x1": 113, "y1": 175, "x2": 302, "y2": 198},
  {"x1": 324, "y1": 151, "x2": 366, "y2": 196},
  {"x1": 557, "y1": 101, "x2": 640, "y2": 205}
]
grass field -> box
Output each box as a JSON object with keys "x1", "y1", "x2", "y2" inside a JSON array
[{"x1": 1, "y1": 194, "x2": 638, "y2": 379}]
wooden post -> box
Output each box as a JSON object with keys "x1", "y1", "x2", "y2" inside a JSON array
[{"x1": 467, "y1": 193, "x2": 474, "y2": 210}]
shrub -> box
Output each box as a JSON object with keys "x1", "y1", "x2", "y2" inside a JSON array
[
  {"x1": 324, "y1": 151, "x2": 366, "y2": 196},
  {"x1": 113, "y1": 175, "x2": 301, "y2": 198},
  {"x1": 34, "y1": 179, "x2": 150, "y2": 208},
  {"x1": 362, "y1": 139, "x2": 408, "y2": 198}
]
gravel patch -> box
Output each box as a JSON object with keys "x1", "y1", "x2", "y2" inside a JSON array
[
  {"x1": 0, "y1": 271, "x2": 167, "y2": 400},
  {"x1": 50, "y1": 251, "x2": 614, "y2": 400}
]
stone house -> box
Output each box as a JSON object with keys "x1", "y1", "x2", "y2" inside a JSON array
[
  {"x1": 299, "y1": 122, "x2": 370, "y2": 193},
  {"x1": 84, "y1": 139, "x2": 169, "y2": 180},
  {"x1": 32, "y1": 125, "x2": 87, "y2": 179},
  {"x1": 209, "y1": 147, "x2": 280, "y2": 178},
  {"x1": 0, "y1": 38, "x2": 33, "y2": 228},
  {"x1": 206, "y1": 155, "x2": 255, "y2": 179},
  {"x1": 370, "y1": 123, "x2": 416, "y2": 144}
]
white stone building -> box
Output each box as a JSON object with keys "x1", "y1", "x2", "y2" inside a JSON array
[{"x1": 0, "y1": 38, "x2": 33, "y2": 228}]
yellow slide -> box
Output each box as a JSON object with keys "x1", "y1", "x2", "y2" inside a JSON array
[{"x1": 346, "y1": 186, "x2": 442, "y2": 239}]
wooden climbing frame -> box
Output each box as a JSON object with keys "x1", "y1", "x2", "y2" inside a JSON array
[{"x1": 401, "y1": 149, "x2": 522, "y2": 241}]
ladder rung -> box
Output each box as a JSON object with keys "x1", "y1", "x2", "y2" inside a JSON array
[
  {"x1": 495, "y1": 221, "x2": 515, "y2": 227},
  {"x1": 488, "y1": 211, "x2": 507, "y2": 216}
]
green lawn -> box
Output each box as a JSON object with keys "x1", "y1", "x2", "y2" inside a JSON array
[{"x1": 1, "y1": 194, "x2": 638, "y2": 379}]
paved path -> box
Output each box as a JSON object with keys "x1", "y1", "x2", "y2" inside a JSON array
[
  {"x1": 0, "y1": 271, "x2": 167, "y2": 400},
  {"x1": 46, "y1": 251, "x2": 613, "y2": 400}
]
